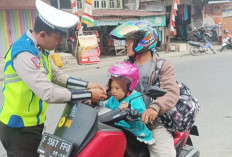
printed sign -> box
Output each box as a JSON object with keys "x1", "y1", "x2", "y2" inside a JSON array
[
  {"x1": 78, "y1": 34, "x2": 100, "y2": 64},
  {"x1": 78, "y1": 35, "x2": 98, "y2": 47},
  {"x1": 222, "y1": 4, "x2": 232, "y2": 17}
]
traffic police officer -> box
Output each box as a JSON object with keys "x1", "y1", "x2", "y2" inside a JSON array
[{"x1": 0, "y1": 0, "x2": 107, "y2": 156}]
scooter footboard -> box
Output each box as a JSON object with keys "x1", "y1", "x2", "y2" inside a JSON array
[
  {"x1": 179, "y1": 145, "x2": 200, "y2": 157},
  {"x1": 188, "y1": 41, "x2": 201, "y2": 47}
]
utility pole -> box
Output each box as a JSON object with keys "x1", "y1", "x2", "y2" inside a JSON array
[
  {"x1": 166, "y1": 0, "x2": 175, "y2": 53},
  {"x1": 57, "y1": 0, "x2": 60, "y2": 9}
]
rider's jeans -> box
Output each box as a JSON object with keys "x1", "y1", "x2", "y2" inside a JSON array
[{"x1": 147, "y1": 121, "x2": 176, "y2": 157}]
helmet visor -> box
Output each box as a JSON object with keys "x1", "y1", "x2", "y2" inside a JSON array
[
  {"x1": 110, "y1": 21, "x2": 139, "y2": 39},
  {"x1": 110, "y1": 21, "x2": 155, "y2": 40}
]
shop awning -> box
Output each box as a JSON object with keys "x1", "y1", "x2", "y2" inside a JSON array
[
  {"x1": 91, "y1": 10, "x2": 166, "y2": 27},
  {"x1": 92, "y1": 9, "x2": 165, "y2": 17},
  {"x1": 62, "y1": 9, "x2": 166, "y2": 27}
]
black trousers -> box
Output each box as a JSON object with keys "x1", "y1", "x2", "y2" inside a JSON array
[{"x1": 0, "y1": 121, "x2": 44, "y2": 157}]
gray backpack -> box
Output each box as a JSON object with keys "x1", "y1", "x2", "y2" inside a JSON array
[{"x1": 153, "y1": 58, "x2": 200, "y2": 132}]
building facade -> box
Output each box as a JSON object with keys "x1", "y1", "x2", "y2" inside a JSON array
[
  {"x1": 203, "y1": 1, "x2": 232, "y2": 42},
  {"x1": 0, "y1": 0, "x2": 209, "y2": 57}
]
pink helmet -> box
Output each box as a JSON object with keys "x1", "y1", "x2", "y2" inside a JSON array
[{"x1": 108, "y1": 62, "x2": 139, "y2": 92}]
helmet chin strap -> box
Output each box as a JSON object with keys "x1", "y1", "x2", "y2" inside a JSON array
[
  {"x1": 128, "y1": 47, "x2": 140, "y2": 63},
  {"x1": 129, "y1": 31, "x2": 146, "y2": 63},
  {"x1": 128, "y1": 50, "x2": 143, "y2": 63},
  {"x1": 127, "y1": 92, "x2": 131, "y2": 97},
  {"x1": 129, "y1": 55, "x2": 137, "y2": 63},
  {"x1": 126, "y1": 82, "x2": 132, "y2": 97}
]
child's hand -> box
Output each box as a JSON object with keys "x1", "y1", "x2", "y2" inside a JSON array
[{"x1": 120, "y1": 102, "x2": 129, "y2": 110}]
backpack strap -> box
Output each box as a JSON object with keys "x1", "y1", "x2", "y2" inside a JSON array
[{"x1": 153, "y1": 58, "x2": 166, "y2": 86}]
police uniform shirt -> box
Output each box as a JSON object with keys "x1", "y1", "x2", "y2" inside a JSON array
[{"x1": 13, "y1": 30, "x2": 71, "y2": 103}]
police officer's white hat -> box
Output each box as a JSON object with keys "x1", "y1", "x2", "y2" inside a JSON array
[{"x1": 36, "y1": 0, "x2": 79, "y2": 32}]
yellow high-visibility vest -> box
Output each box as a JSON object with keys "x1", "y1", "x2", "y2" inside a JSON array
[{"x1": 0, "y1": 33, "x2": 51, "y2": 128}]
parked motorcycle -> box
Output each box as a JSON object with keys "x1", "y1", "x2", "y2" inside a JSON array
[
  {"x1": 219, "y1": 32, "x2": 232, "y2": 52},
  {"x1": 37, "y1": 86, "x2": 199, "y2": 157},
  {"x1": 188, "y1": 39, "x2": 216, "y2": 56},
  {"x1": 203, "y1": 24, "x2": 218, "y2": 42},
  {"x1": 188, "y1": 27, "x2": 211, "y2": 42}
]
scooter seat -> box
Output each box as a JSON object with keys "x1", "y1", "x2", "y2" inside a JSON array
[{"x1": 188, "y1": 41, "x2": 201, "y2": 47}]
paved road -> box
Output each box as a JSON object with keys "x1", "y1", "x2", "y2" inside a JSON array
[{"x1": 0, "y1": 49, "x2": 232, "y2": 156}]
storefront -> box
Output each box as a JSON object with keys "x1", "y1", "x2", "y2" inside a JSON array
[
  {"x1": 166, "y1": 4, "x2": 192, "y2": 41},
  {"x1": 0, "y1": 0, "x2": 39, "y2": 58},
  {"x1": 203, "y1": 2, "x2": 232, "y2": 42},
  {"x1": 84, "y1": 9, "x2": 166, "y2": 55},
  {"x1": 0, "y1": 9, "x2": 37, "y2": 58},
  {"x1": 221, "y1": 2, "x2": 232, "y2": 40}
]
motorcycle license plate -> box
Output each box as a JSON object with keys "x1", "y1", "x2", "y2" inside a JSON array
[{"x1": 37, "y1": 132, "x2": 73, "y2": 157}]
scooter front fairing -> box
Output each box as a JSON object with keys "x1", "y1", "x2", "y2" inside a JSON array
[{"x1": 38, "y1": 101, "x2": 126, "y2": 157}]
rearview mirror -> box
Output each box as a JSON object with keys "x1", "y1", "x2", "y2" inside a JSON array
[
  {"x1": 144, "y1": 86, "x2": 167, "y2": 99},
  {"x1": 128, "y1": 86, "x2": 167, "y2": 107}
]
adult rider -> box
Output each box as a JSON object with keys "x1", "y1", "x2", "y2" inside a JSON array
[{"x1": 110, "y1": 21, "x2": 180, "y2": 157}]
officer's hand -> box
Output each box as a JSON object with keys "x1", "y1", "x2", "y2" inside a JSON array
[
  {"x1": 141, "y1": 108, "x2": 158, "y2": 124},
  {"x1": 88, "y1": 82, "x2": 106, "y2": 91},
  {"x1": 89, "y1": 88, "x2": 107, "y2": 103}
]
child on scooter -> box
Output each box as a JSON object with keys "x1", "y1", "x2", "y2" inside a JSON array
[{"x1": 99, "y1": 62, "x2": 155, "y2": 144}]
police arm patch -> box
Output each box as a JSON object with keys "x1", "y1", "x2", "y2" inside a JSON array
[{"x1": 31, "y1": 57, "x2": 41, "y2": 69}]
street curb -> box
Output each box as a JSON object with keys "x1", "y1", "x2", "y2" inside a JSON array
[
  {"x1": 60, "y1": 50, "x2": 189, "y2": 73},
  {"x1": 0, "y1": 43, "x2": 223, "y2": 79},
  {"x1": 0, "y1": 51, "x2": 188, "y2": 79},
  {"x1": 60, "y1": 55, "x2": 128, "y2": 72}
]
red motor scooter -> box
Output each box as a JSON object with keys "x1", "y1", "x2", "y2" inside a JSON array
[{"x1": 37, "y1": 86, "x2": 199, "y2": 157}]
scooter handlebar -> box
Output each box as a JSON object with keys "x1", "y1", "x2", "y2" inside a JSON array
[{"x1": 129, "y1": 109, "x2": 142, "y2": 119}]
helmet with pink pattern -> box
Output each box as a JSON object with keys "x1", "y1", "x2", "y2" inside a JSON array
[{"x1": 108, "y1": 62, "x2": 139, "y2": 92}]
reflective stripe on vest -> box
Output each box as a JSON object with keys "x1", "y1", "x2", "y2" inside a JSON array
[{"x1": 0, "y1": 46, "x2": 52, "y2": 128}]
